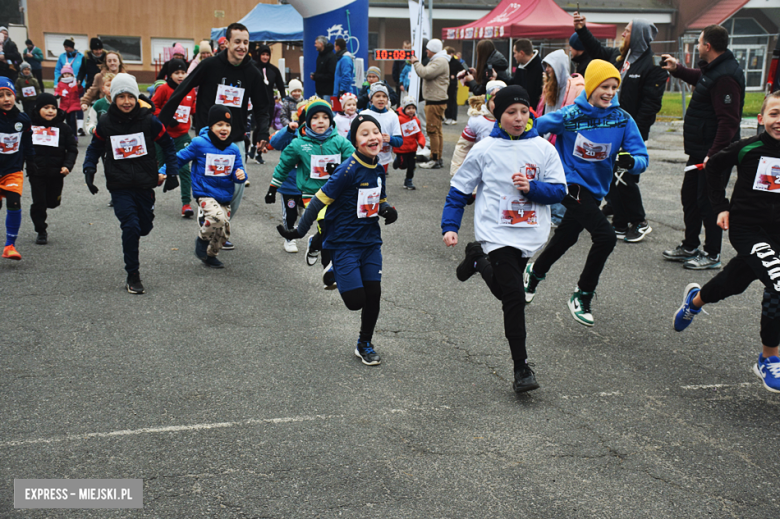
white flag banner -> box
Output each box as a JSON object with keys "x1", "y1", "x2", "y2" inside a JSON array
[{"x1": 408, "y1": 0, "x2": 430, "y2": 105}]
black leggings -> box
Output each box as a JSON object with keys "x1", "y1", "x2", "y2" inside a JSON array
[
  {"x1": 29, "y1": 175, "x2": 64, "y2": 233},
  {"x1": 281, "y1": 194, "x2": 303, "y2": 231},
  {"x1": 0, "y1": 190, "x2": 21, "y2": 211},
  {"x1": 308, "y1": 223, "x2": 332, "y2": 268},
  {"x1": 341, "y1": 280, "x2": 381, "y2": 343}
]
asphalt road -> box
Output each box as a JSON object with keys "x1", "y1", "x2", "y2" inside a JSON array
[{"x1": 1, "y1": 110, "x2": 779, "y2": 518}]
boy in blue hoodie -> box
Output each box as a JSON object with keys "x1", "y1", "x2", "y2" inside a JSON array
[
  {"x1": 523, "y1": 60, "x2": 649, "y2": 327},
  {"x1": 161, "y1": 105, "x2": 246, "y2": 268}
]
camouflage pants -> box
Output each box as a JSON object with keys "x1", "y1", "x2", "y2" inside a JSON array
[{"x1": 197, "y1": 197, "x2": 231, "y2": 256}]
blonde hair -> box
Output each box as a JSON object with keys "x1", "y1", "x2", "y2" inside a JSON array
[
  {"x1": 102, "y1": 72, "x2": 116, "y2": 83},
  {"x1": 542, "y1": 66, "x2": 559, "y2": 108}
]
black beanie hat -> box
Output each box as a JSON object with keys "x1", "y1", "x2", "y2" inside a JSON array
[
  {"x1": 492, "y1": 85, "x2": 531, "y2": 122},
  {"x1": 208, "y1": 105, "x2": 232, "y2": 128},
  {"x1": 35, "y1": 93, "x2": 58, "y2": 113},
  {"x1": 90, "y1": 37, "x2": 103, "y2": 50},
  {"x1": 168, "y1": 59, "x2": 188, "y2": 75},
  {"x1": 348, "y1": 113, "x2": 382, "y2": 147},
  {"x1": 63, "y1": 38, "x2": 75, "y2": 48}
]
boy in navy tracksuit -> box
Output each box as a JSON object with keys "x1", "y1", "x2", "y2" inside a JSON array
[
  {"x1": 161, "y1": 105, "x2": 246, "y2": 268},
  {"x1": 0, "y1": 77, "x2": 34, "y2": 260},
  {"x1": 83, "y1": 73, "x2": 178, "y2": 294},
  {"x1": 278, "y1": 114, "x2": 398, "y2": 366}
]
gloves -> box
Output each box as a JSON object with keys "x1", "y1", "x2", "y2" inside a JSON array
[
  {"x1": 84, "y1": 168, "x2": 99, "y2": 195},
  {"x1": 616, "y1": 152, "x2": 635, "y2": 170},
  {"x1": 163, "y1": 175, "x2": 180, "y2": 193},
  {"x1": 467, "y1": 194, "x2": 476, "y2": 206},
  {"x1": 265, "y1": 185, "x2": 278, "y2": 204},
  {"x1": 277, "y1": 224, "x2": 302, "y2": 240},
  {"x1": 379, "y1": 205, "x2": 398, "y2": 225}
]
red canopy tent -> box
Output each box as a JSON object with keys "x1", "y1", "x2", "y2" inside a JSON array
[{"x1": 442, "y1": 0, "x2": 616, "y2": 41}]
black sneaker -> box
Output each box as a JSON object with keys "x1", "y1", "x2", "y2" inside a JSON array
[
  {"x1": 512, "y1": 363, "x2": 540, "y2": 393},
  {"x1": 126, "y1": 272, "x2": 145, "y2": 294},
  {"x1": 663, "y1": 243, "x2": 699, "y2": 262},
  {"x1": 203, "y1": 255, "x2": 224, "y2": 268},
  {"x1": 613, "y1": 226, "x2": 628, "y2": 240},
  {"x1": 624, "y1": 221, "x2": 652, "y2": 243},
  {"x1": 430, "y1": 159, "x2": 443, "y2": 170},
  {"x1": 355, "y1": 340, "x2": 381, "y2": 366},
  {"x1": 222, "y1": 240, "x2": 235, "y2": 250},
  {"x1": 683, "y1": 251, "x2": 721, "y2": 270},
  {"x1": 456, "y1": 242, "x2": 485, "y2": 282},
  {"x1": 35, "y1": 232, "x2": 48, "y2": 245},
  {"x1": 195, "y1": 237, "x2": 209, "y2": 260},
  {"x1": 404, "y1": 178, "x2": 416, "y2": 190}
]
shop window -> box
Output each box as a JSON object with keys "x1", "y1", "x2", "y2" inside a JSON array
[{"x1": 98, "y1": 35, "x2": 142, "y2": 64}]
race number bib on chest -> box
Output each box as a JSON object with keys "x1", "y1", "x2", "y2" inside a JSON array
[
  {"x1": 110, "y1": 133, "x2": 148, "y2": 160},
  {"x1": 205, "y1": 153, "x2": 235, "y2": 177},
  {"x1": 22, "y1": 86, "x2": 36, "y2": 98},
  {"x1": 216, "y1": 84, "x2": 245, "y2": 108},
  {"x1": 401, "y1": 119, "x2": 420, "y2": 137},
  {"x1": 498, "y1": 194, "x2": 537, "y2": 227},
  {"x1": 0, "y1": 132, "x2": 22, "y2": 154},
  {"x1": 754, "y1": 156, "x2": 780, "y2": 192},
  {"x1": 32, "y1": 126, "x2": 60, "y2": 147},
  {"x1": 310, "y1": 154, "x2": 340, "y2": 179},
  {"x1": 174, "y1": 104, "x2": 191, "y2": 123},
  {"x1": 357, "y1": 177, "x2": 382, "y2": 219},
  {"x1": 573, "y1": 133, "x2": 612, "y2": 162}
]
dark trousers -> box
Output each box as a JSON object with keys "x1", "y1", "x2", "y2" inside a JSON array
[
  {"x1": 32, "y1": 69, "x2": 44, "y2": 92},
  {"x1": 533, "y1": 184, "x2": 617, "y2": 293},
  {"x1": 29, "y1": 175, "x2": 64, "y2": 233},
  {"x1": 700, "y1": 225, "x2": 780, "y2": 347},
  {"x1": 681, "y1": 156, "x2": 722, "y2": 255},
  {"x1": 281, "y1": 194, "x2": 303, "y2": 230},
  {"x1": 65, "y1": 111, "x2": 78, "y2": 136},
  {"x1": 111, "y1": 189, "x2": 155, "y2": 275},
  {"x1": 478, "y1": 246, "x2": 529, "y2": 367},
  {"x1": 609, "y1": 167, "x2": 645, "y2": 228},
  {"x1": 394, "y1": 152, "x2": 416, "y2": 180},
  {"x1": 445, "y1": 80, "x2": 459, "y2": 121}
]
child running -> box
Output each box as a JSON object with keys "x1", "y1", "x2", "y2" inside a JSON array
[
  {"x1": 393, "y1": 97, "x2": 425, "y2": 190},
  {"x1": 160, "y1": 105, "x2": 246, "y2": 268},
  {"x1": 268, "y1": 105, "x2": 305, "y2": 253},
  {"x1": 28, "y1": 93, "x2": 78, "y2": 245},
  {"x1": 279, "y1": 79, "x2": 303, "y2": 127},
  {"x1": 278, "y1": 113, "x2": 398, "y2": 365},
  {"x1": 523, "y1": 60, "x2": 648, "y2": 327},
  {"x1": 15, "y1": 62, "x2": 41, "y2": 114},
  {"x1": 0, "y1": 77, "x2": 34, "y2": 260},
  {"x1": 672, "y1": 90, "x2": 780, "y2": 393},
  {"x1": 84, "y1": 72, "x2": 115, "y2": 136},
  {"x1": 83, "y1": 73, "x2": 178, "y2": 294},
  {"x1": 442, "y1": 86, "x2": 566, "y2": 393},
  {"x1": 334, "y1": 92, "x2": 358, "y2": 137},
  {"x1": 359, "y1": 83, "x2": 402, "y2": 176},
  {"x1": 53, "y1": 63, "x2": 83, "y2": 140}
]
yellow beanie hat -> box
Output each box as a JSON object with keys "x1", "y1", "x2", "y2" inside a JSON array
[{"x1": 584, "y1": 59, "x2": 621, "y2": 99}]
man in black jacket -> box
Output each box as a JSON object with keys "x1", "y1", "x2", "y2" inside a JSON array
[
  {"x1": 574, "y1": 13, "x2": 668, "y2": 243},
  {"x1": 568, "y1": 32, "x2": 592, "y2": 75},
  {"x1": 511, "y1": 39, "x2": 543, "y2": 109},
  {"x1": 254, "y1": 43, "x2": 286, "y2": 164},
  {"x1": 311, "y1": 36, "x2": 337, "y2": 99},
  {"x1": 78, "y1": 38, "x2": 105, "y2": 91}
]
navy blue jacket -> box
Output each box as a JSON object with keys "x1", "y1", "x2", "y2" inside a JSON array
[{"x1": 0, "y1": 106, "x2": 34, "y2": 177}]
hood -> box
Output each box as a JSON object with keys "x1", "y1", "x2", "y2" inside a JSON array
[
  {"x1": 627, "y1": 19, "x2": 657, "y2": 65},
  {"x1": 573, "y1": 88, "x2": 620, "y2": 114},
  {"x1": 319, "y1": 42, "x2": 334, "y2": 55},
  {"x1": 542, "y1": 49, "x2": 570, "y2": 85},
  {"x1": 467, "y1": 95, "x2": 485, "y2": 116},
  {"x1": 198, "y1": 126, "x2": 210, "y2": 137}
]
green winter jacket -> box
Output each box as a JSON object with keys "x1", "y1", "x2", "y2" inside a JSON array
[{"x1": 271, "y1": 126, "x2": 355, "y2": 197}]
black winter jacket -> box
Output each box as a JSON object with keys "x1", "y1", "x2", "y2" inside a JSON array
[
  {"x1": 576, "y1": 26, "x2": 621, "y2": 65},
  {"x1": 78, "y1": 51, "x2": 105, "y2": 90},
  {"x1": 313, "y1": 43, "x2": 338, "y2": 97},
  {"x1": 30, "y1": 109, "x2": 78, "y2": 176},
  {"x1": 616, "y1": 48, "x2": 668, "y2": 140},
  {"x1": 467, "y1": 49, "x2": 511, "y2": 95},
  {"x1": 511, "y1": 52, "x2": 544, "y2": 110}
]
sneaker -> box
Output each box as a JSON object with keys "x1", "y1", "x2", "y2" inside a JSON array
[
  {"x1": 245, "y1": 179, "x2": 251, "y2": 186},
  {"x1": 78, "y1": 127, "x2": 86, "y2": 136},
  {"x1": 624, "y1": 221, "x2": 652, "y2": 243},
  {"x1": 322, "y1": 262, "x2": 337, "y2": 290},
  {"x1": 305, "y1": 235, "x2": 319, "y2": 266},
  {"x1": 355, "y1": 340, "x2": 381, "y2": 366},
  {"x1": 254, "y1": 155, "x2": 264, "y2": 165},
  {"x1": 222, "y1": 240, "x2": 235, "y2": 250},
  {"x1": 673, "y1": 282, "x2": 702, "y2": 332},
  {"x1": 430, "y1": 159, "x2": 443, "y2": 170},
  {"x1": 36, "y1": 232, "x2": 48, "y2": 245},
  {"x1": 683, "y1": 251, "x2": 721, "y2": 270},
  {"x1": 613, "y1": 226, "x2": 628, "y2": 240},
  {"x1": 512, "y1": 363, "x2": 540, "y2": 393},
  {"x1": 247, "y1": 145, "x2": 256, "y2": 159},
  {"x1": 107, "y1": 200, "x2": 114, "y2": 207},
  {"x1": 403, "y1": 178, "x2": 416, "y2": 190},
  {"x1": 753, "y1": 354, "x2": 780, "y2": 393},
  {"x1": 456, "y1": 241, "x2": 485, "y2": 282},
  {"x1": 2, "y1": 244, "x2": 21, "y2": 260},
  {"x1": 181, "y1": 204, "x2": 194, "y2": 218},
  {"x1": 417, "y1": 160, "x2": 437, "y2": 169},
  {"x1": 523, "y1": 262, "x2": 544, "y2": 304},
  {"x1": 195, "y1": 237, "x2": 209, "y2": 260},
  {"x1": 568, "y1": 287, "x2": 595, "y2": 327},
  {"x1": 663, "y1": 243, "x2": 699, "y2": 262},
  {"x1": 284, "y1": 239, "x2": 298, "y2": 253},
  {"x1": 203, "y1": 255, "x2": 224, "y2": 268},
  {"x1": 126, "y1": 272, "x2": 145, "y2": 294}
]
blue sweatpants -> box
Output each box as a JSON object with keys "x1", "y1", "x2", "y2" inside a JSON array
[{"x1": 111, "y1": 189, "x2": 155, "y2": 274}]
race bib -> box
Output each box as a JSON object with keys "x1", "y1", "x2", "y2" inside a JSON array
[
  {"x1": 573, "y1": 133, "x2": 612, "y2": 162},
  {"x1": 32, "y1": 126, "x2": 59, "y2": 147},
  {"x1": 0, "y1": 132, "x2": 22, "y2": 154},
  {"x1": 216, "y1": 84, "x2": 245, "y2": 108},
  {"x1": 22, "y1": 86, "x2": 36, "y2": 98},
  {"x1": 753, "y1": 156, "x2": 780, "y2": 192},
  {"x1": 110, "y1": 133, "x2": 148, "y2": 160},
  {"x1": 498, "y1": 194, "x2": 538, "y2": 227},
  {"x1": 310, "y1": 154, "x2": 340, "y2": 179},
  {"x1": 357, "y1": 177, "x2": 382, "y2": 219},
  {"x1": 174, "y1": 104, "x2": 191, "y2": 123},
  {"x1": 205, "y1": 153, "x2": 235, "y2": 177},
  {"x1": 401, "y1": 119, "x2": 420, "y2": 137}
]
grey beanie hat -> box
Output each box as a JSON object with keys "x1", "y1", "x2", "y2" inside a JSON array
[
  {"x1": 110, "y1": 73, "x2": 140, "y2": 100},
  {"x1": 20, "y1": 62, "x2": 31, "y2": 71},
  {"x1": 369, "y1": 82, "x2": 389, "y2": 100}
]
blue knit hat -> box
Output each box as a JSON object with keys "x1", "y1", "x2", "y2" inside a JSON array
[
  {"x1": 569, "y1": 32, "x2": 584, "y2": 51},
  {"x1": 0, "y1": 76, "x2": 15, "y2": 95}
]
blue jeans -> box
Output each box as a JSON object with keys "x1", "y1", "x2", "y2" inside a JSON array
[
  {"x1": 231, "y1": 141, "x2": 246, "y2": 217},
  {"x1": 550, "y1": 202, "x2": 566, "y2": 225}
]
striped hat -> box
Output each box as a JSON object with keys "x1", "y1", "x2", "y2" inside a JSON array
[{"x1": 305, "y1": 97, "x2": 333, "y2": 127}]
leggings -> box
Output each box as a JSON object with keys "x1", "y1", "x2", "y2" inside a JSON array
[
  {"x1": 281, "y1": 194, "x2": 304, "y2": 231},
  {"x1": 341, "y1": 281, "x2": 382, "y2": 343}
]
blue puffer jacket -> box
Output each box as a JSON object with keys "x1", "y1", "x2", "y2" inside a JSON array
[
  {"x1": 160, "y1": 127, "x2": 246, "y2": 204},
  {"x1": 333, "y1": 50, "x2": 356, "y2": 98},
  {"x1": 269, "y1": 126, "x2": 302, "y2": 196}
]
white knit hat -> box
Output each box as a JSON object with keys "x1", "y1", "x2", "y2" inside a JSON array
[
  {"x1": 369, "y1": 82, "x2": 389, "y2": 99},
  {"x1": 401, "y1": 96, "x2": 416, "y2": 109},
  {"x1": 288, "y1": 79, "x2": 303, "y2": 93},
  {"x1": 485, "y1": 80, "x2": 507, "y2": 99},
  {"x1": 110, "y1": 73, "x2": 140, "y2": 100},
  {"x1": 426, "y1": 39, "x2": 443, "y2": 53}
]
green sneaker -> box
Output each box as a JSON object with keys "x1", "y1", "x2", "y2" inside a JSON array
[
  {"x1": 523, "y1": 262, "x2": 544, "y2": 304},
  {"x1": 567, "y1": 287, "x2": 595, "y2": 327}
]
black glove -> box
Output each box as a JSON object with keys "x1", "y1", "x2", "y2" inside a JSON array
[
  {"x1": 616, "y1": 152, "x2": 635, "y2": 170},
  {"x1": 84, "y1": 168, "x2": 99, "y2": 195},
  {"x1": 277, "y1": 224, "x2": 302, "y2": 240},
  {"x1": 265, "y1": 185, "x2": 278, "y2": 204},
  {"x1": 379, "y1": 206, "x2": 398, "y2": 225},
  {"x1": 163, "y1": 175, "x2": 179, "y2": 193},
  {"x1": 466, "y1": 194, "x2": 476, "y2": 206}
]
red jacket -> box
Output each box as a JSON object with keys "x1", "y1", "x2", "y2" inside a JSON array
[
  {"x1": 393, "y1": 107, "x2": 426, "y2": 154},
  {"x1": 54, "y1": 81, "x2": 83, "y2": 113},
  {"x1": 152, "y1": 81, "x2": 196, "y2": 138}
]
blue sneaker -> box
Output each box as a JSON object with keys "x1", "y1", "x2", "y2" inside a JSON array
[
  {"x1": 753, "y1": 354, "x2": 780, "y2": 393},
  {"x1": 355, "y1": 340, "x2": 381, "y2": 366},
  {"x1": 673, "y1": 282, "x2": 702, "y2": 332}
]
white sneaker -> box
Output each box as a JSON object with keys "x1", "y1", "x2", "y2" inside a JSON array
[
  {"x1": 418, "y1": 160, "x2": 437, "y2": 169},
  {"x1": 284, "y1": 239, "x2": 298, "y2": 253}
]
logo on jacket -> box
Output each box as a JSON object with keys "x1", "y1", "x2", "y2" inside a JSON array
[
  {"x1": 724, "y1": 94, "x2": 732, "y2": 104},
  {"x1": 14, "y1": 122, "x2": 23, "y2": 131}
]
